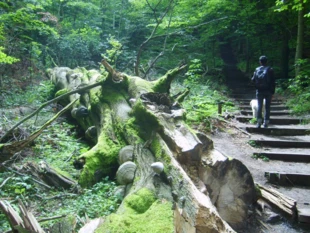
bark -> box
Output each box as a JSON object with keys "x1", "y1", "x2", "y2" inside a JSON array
[
  {"x1": 295, "y1": 2, "x2": 304, "y2": 76},
  {"x1": 0, "y1": 200, "x2": 44, "y2": 233},
  {"x1": 47, "y1": 60, "x2": 256, "y2": 232}
]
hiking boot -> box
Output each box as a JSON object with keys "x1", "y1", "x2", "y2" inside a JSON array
[
  {"x1": 256, "y1": 119, "x2": 263, "y2": 128},
  {"x1": 263, "y1": 123, "x2": 268, "y2": 128}
]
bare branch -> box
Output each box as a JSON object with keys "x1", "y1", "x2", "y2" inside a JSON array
[{"x1": 135, "y1": 0, "x2": 174, "y2": 76}]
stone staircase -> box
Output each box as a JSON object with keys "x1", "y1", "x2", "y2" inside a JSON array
[{"x1": 227, "y1": 80, "x2": 310, "y2": 225}]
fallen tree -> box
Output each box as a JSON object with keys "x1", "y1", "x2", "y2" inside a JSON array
[{"x1": 44, "y1": 60, "x2": 256, "y2": 232}]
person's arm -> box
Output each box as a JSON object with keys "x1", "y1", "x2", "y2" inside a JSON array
[{"x1": 269, "y1": 68, "x2": 275, "y2": 94}]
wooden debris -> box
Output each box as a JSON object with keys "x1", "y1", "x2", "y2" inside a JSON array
[
  {"x1": 23, "y1": 161, "x2": 77, "y2": 190},
  {"x1": 0, "y1": 200, "x2": 44, "y2": 233},
  {"x1": 256, "y1": 183, "x2": 297, "y2": 218}
]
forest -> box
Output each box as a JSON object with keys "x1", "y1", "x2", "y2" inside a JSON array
[{"x1": 0, "y1": 0, "x2": 310, "y2": 232}]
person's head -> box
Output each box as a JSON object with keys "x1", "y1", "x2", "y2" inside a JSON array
[{"x1": 259, "y1": 55, "x2": 268, "y2": 65}]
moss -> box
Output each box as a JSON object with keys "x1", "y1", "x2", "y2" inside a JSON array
[
  {"x1": 55, "y1": 88, "x2": 69, "y2": 97},
  {"x1": 124, "y1": 188, "x2": 156, "y2": 214},
  {"x1": 119, "y1": 117, "x2": 143, "y2": 144},
  {"x1": 255, "y1": 184, "x2": 262, "y2": 198},
  {"x1": 79, "y1": 132, "x2": 123, "y2": 187},
  {"x1": 153, "y1": 66, "x2": 182, "y2": 93},
  {"x1": 78, "y1": 106, "x2": 126, "y2": 186},
  {"x1": 96, "y1": 190, "x2": 173, "y2": 233},
  {"x1": 149, "y1": 137, "x2": 171, "y2": 165},
  {"x1": 128, "y1": 76, "x2": 154, "y2": 97},
  {"x1": 132, "y1": 101, "x2": 161, "y2": 135}
]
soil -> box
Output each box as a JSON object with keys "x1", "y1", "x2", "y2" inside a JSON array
[{"x1": 210, "y1": 117, "x2": 310, "y2": 233}]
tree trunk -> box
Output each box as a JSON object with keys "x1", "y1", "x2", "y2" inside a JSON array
[
  {"x1": 295, "y1": 2, "x2": 304, "y2": 77},
  {"x1": 47, "y1": 60, "x2": 256, "y2": 232}
]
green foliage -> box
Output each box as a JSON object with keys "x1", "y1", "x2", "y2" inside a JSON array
[
  {"x1": 0, "y1": 46, "x2": 19, "y2": 64},
  {"x1": 286, "y1": 59, "x2": 310, "y2": 114},
  {"x1": 0, "y1": 80, "x2": 55, "y2": 108},
  {"x1": 103, "y1": 35, "x2": 123, "y2": 67},
  {"x1": 251, "y1": 153, "x2": 269, "y2": 162},
  {"x1": 248, "y1": 140, "x2": 259, "y2": 148},
  {"x1": 179, "y1": 59, "x2": 234, "y2": 130},
  {"x1": 0, "y1": 120, "x2": 120, "y2": 232},
  {"x1": 275, "y1": 0, "x2": 308, "y2": 14},
  {"x1": 0, "y1": 175, "x2": 35, "y2": 197}
]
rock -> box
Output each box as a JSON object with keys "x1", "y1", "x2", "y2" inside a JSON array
[{"x1": 116, "y1": 161, "x2": 137, "y2": 185}]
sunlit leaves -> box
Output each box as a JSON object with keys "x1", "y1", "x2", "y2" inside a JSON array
[{"x1": 0, "y1": 47, "x2": 20, "y2": 64}]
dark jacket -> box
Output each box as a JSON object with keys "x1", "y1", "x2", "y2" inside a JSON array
[{"x1": 251, "y1": 65, "x2": 275, "y2": 95}]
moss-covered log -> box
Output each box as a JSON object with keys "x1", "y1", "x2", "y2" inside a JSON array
[{"x1": 47, "y1": 60, "x2": 256, "y2": 232}]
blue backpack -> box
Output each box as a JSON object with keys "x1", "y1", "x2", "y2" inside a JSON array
[{"x1": 254, "y1": 66, "x2": 270, "y2": 89}]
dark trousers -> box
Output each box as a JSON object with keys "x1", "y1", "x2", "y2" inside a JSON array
[{"x1": 256, "y1": 92, "x2": 272, "y2": 122}]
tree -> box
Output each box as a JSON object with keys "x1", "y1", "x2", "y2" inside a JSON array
[
  {"x1": 275, "y1": 0, "x2": 308, "y2": 76},
  {"x1": 41, "y1": 60, "x2": 256, "y2": 232}
]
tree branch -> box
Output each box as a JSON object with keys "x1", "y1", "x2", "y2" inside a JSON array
[
  {"x1": 135, "y1": 0, "x2": 174, "y2": 76},
  {"x1": 0, "y1": 81, "x2": 103, "y2": 142}
]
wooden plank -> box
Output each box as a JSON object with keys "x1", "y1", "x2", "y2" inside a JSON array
[
  {"x1": 252, "y1": 140, "x2": 310, "y2": 148},
  {"x1": 265, "y1": 172, "x2": 310, "y2": 186},
  {"x1": 256, "y1": 183, "x2": 297, "y2": 218},
  {"x1": 241, "y1": 110, "x2": 291, "y2": 116},
  {"x1": 254, "y1": 152, "x2": 310, "y2": 162},
  {"x1": 298, "y1": 208, "x2": 310, "y2": 224},
  {"x1": 245, "y1": 127, "x2": 310, "y2": 136},
  {"x1": 235, "y1": 116, "x2": 302, "y2": 125}
]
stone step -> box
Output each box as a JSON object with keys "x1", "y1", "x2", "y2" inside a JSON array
[
  {"x1": 236, "y1": 116, "x2": 302, "y2": 125},
  {"x1": 239, "y1": 105, "x2": 288, "y2": 111},
  {"x1": 235, "y1": 99, "x2": 285, "y2": 105},
  {"x1": 265, "y1": 171, "x2": 310, "y2": 186},
  {"x1": 253, "y1": 152, "x2": 310, "y2": 162},
  {"x1": 250, "y1": 139, "x2": 310, "y2": 148},
  {"x1": 241, "y1": 110, "x2": 291, "y2": 116},
  {"x1": 245, "y1": 126, "x2": 310, "y2": 136}
]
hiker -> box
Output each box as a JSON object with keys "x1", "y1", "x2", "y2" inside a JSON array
[{"x1": 251, "y1": 55, "x2": 275, "y2": 128}]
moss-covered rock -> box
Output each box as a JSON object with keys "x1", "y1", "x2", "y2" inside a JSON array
[{"x1": 96, "y1": 188, "x2": 173, "y2": 233}]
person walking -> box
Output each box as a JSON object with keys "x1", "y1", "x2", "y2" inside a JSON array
[{"x1": 251, "y1": 55, "x2": 275, "y2": 128}]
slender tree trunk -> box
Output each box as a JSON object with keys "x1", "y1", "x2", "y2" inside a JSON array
[
  {"x1": 295, "y1": 2, "x2": 304, "y2": 77},
  {"x1": 281, "y1": 28, "x2": 290, "y2": 79}
]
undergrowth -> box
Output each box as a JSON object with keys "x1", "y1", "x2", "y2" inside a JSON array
[
  {"x1": 0, "y1": 122, "x2": 122, "y2": 232},
  {"x1": 172, "y1": 59, "x2": 237, "y2": 132},
  {"x1": 0, "y1": 81, "x2": 122, "y2": 232}
]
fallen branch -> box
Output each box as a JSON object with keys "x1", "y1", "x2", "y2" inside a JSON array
[
  {"x1": 1, "y1": 164, "x2": 52, "y2": 189},
  {"x1": 256, "y1": 183, "x2": 297, "y2": 218},
  {"x1": 0, "y1": 176, "x2": 12, "y2": 189},
  {"x1": 221, "y1": 118, "x2": 251, "y2": 137},
  {"x1": 38, "y1": 214, "x2": 67, "y2": 223},
  {"x1": 0, "y1": 98, "x2": 78, "y2": 162},
  {"x1": 0, "y1": 80, "x2": 103, "y2": 142},
  {"x1": 0, "y1": 200, "x2": 44, "y2": 233}
]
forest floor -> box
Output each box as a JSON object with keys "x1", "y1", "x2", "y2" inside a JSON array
[{"x1": 210, "y1": 117, "x2": 310, "y2": 233}]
